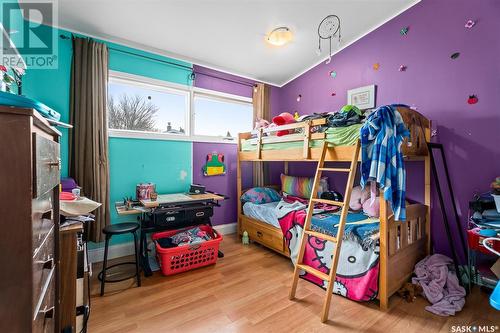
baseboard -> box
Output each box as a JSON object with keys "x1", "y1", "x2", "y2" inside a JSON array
[
  {"x1": 213, "y1": 222, "x2": 237, "y2": 235},
  {"x1": 88, "y1": 222, "x2": 237, "y2": 263},
  {"x1": 88, "y1": 242, "x2": 136, "y2": 264}
]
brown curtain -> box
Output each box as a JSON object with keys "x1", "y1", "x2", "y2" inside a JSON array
[
  {"x1": 69, "y1": 37, "x2": 110, "y2": 243},
  {"x1": 252, "y1": 83, "x2": 270, "y2": 187}
]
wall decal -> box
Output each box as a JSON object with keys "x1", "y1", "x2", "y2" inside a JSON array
[
  {"x1": 329, "y1": 70, "x2": 337, "y2": 78},
  {"x1": 331, "y1": 92, "x2": 336, "y2": 96},
  {"x1": 203, "y1": 153, "x2": 226, "y2": 176},
  {"x1": 296, "y1": 94, "x2": 302, "y2": 102},
  {"x1": 467, "y1": 94, "x2": 478, "y2": 105},
  {"x1": 399, "y1": 65, "x2": 407, "y2": 72},
  {"x1": 400, "y1": 26, "x2": 409, "y2": 36},
  {"x1": 451, "y1": 52, "x2": 460, "y2": 59},
  {"x1": 465, "y1": 19, "x2": 476, "y2": 29},
  {"x1": 373, "y1": 63, "x2": 380, "y2": 70},
  {"x1": 180, "y1": 170, "x2": 188, "y2": 181}
]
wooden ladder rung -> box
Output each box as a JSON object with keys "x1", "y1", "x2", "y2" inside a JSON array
[
  {"x1": 318, "y1": 168, "x2": 350, "y2": 172},
  {"x1": 296, "y1": 264, "x2": 330, "y2": 281},
  {"x1": 311, "y1": 198, "x2": 344, "y2": 206},
  {"x1": 304, "y1": 229, "x2": 337, "y2": 243}
]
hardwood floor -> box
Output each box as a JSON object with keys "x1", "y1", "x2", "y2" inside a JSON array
[{"x1": 88, "y1": 234, "x2": 498, "y2": 333}]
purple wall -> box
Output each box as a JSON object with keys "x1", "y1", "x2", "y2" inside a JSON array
[
  {"x1": 272, "y1": 0, "x2": 500, "y2": 257},
  {"x1": 192, "y1": 66, "x2": 257, "y2": 225},
  {"x1": 193, "y1": 65, "x2": 255, "y2": 98},
  {"x1": 192, "y1": 142, "x2": 239, "y2": 226}
]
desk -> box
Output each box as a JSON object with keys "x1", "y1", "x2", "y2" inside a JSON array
[{"x1": 115, "y1": 192, "x2": 226, "y2": 276}]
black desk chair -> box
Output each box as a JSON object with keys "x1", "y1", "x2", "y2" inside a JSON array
[{"x1": 99, "y1": 222, "x2": 141, "y2": 296}]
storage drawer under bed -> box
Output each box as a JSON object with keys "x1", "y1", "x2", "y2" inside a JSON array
[{"x1": 241, "y1": 217, "x2": 285, "y2": 253}]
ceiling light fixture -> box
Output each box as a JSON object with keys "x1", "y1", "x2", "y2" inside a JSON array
[{"x1": 266, "y1": 27, "x2": 293, "y2": 46}]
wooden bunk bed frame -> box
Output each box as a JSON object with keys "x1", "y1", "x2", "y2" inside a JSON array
[{"x1": 236, "y1": 106, "x2": 431, "y2": 310}]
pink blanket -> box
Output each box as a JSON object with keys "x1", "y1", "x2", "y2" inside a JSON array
[{"x1": 276, "y1": 198, "x2": 379, "y2": 302}]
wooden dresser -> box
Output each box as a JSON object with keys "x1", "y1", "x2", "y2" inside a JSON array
[{"x1": 0, "y1": 106, "x2": 61, "y2": 333}]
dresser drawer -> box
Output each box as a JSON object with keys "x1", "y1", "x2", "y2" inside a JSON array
[
  {"x1": 32, "y1": 191, "x2": 54, "y2": 255},
  {"x1": 33, "y1": 226, "x2": 55, "y2": 311},
  {"x1": 241, "y1": 218, "x2": 284, "y2": 253},
  {"x1": 33, "y1": 133, "x2": 60, "y2": 198},
  {"x1": 33, "y1": 266, "x2": 55, "y2": 333}
]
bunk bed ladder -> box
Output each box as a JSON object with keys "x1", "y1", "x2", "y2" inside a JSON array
[{"x1": 289, "y1": 140, "x2": 361, "y2": 323}]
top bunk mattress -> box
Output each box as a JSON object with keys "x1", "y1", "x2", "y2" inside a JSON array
[{"x1": 241, "y1": 124, "x2": 361, "y2": 152}]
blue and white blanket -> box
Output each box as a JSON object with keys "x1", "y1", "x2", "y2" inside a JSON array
[{"x1": 360, "y1": 105, "x2": 410, "y2": 221}]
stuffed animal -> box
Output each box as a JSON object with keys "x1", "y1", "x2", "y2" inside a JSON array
[
  {"x1": 254, "y1": 118, "x2": 270, "y2": 130},
  {"x1": 362, "y1": 197, "x2": 380, "y2": 218},
  {"x1": 349, "y1": 185, "x2": 380, "y2": 217},
  {"x1": 272, "y1": 112, "x2": 296, "y2": 136},
  {"x1": 397, "y1": 282, "x2": 423, "y2": 302},
  {"x1": 349, "y1": 186, "x2": 370, "y2": 211}
]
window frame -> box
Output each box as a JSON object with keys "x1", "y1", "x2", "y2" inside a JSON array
[{"x1": 107, "y1": 71, "x2": 253, "y2": 144}]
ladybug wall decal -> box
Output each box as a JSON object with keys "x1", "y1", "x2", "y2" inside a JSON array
[{"x1": 467, "y1": 95, "x2": 478, "y2": 104}]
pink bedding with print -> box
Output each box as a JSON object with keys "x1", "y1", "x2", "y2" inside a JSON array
[{"x1": 276, "y1": 198, "x2": 379, "y2": 301}]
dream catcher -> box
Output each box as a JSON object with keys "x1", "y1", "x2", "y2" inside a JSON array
[{"x1": 317, "y1": 15, "x2": 341, "y2": 64}]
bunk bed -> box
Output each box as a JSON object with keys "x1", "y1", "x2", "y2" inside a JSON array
[{"x1": 236, "y1": 106, "x2": 431, "y2": 310}]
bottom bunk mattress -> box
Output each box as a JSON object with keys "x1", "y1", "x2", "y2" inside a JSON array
[
  {"x1": 276, "y1": 199, "x2": 381, "y2": 302},
  {"x1": 242, "y1": 201, "x2": 280, "y2": 228}
]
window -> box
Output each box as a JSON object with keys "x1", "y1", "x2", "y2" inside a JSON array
[
  {"x1": 193, "y1": 94, "x2": 253, "y2": 138},
  {"x1": 107, "y1": 71, "x2": 253, "y2": 142},
  {"x1": 108, "y1": 77, "x2": 189, "y2": 135}
]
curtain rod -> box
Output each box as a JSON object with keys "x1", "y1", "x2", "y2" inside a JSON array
[{"x1": 59, "y1": 34, "x2": 257, "y2": 89}]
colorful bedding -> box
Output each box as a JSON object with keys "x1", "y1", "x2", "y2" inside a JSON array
[
  {"x1": 276, "y1": 197, "x2": 380, "y2": 302},
  {"x1": 242, "y1": 201, "x2": 280, "y2": 228},
  {"x1": 241, "y1": 124, "x2": 362, "y2": 151}
]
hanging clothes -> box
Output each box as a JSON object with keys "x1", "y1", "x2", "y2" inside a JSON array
[{"x1": 360, "y1": 104, "x2": 410, "y2": 221}]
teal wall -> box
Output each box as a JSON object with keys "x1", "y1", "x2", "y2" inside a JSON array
[{"x1": 19, "y1": 24, "x2": 194, "y2": 247}]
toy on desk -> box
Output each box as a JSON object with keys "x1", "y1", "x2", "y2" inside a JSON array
[
  {"x1": 123, "y1": 196, "x2": 135, "y2": 210},
  {"x1": 136, "y1": 183, "x2": 156, "y2": 200},
  {"x1": 242, "y1": 231, "x2": 250, "y2": 245},
  {"x1": 203, "y1": 153, "x2": 226, "y2": 176},
  {"x1": 189, "y1": 184, "x2": 206, "y2": 194}
]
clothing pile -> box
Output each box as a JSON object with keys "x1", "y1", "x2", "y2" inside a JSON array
[
  {"x1": 360, "y1": 104, "x2": 410, "y2": 221},
  {"x1": 156, "y1": 226, "x2": 213, "y2": 248},
  {"x1": 412, "y1": 254, "x2": 466, "y2": 316}
]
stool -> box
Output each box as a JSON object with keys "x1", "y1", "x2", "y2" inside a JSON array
[{"x1": 99, "y1": 222, "x2": 141, "y2": 296}]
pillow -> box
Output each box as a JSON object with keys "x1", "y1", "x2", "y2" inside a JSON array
[
  {"x1": 281, "y1": 174, "x2": 329, "y2": 199},
  {"x1": 241, "y1": 187, "x2": 281, "y2": 204}
]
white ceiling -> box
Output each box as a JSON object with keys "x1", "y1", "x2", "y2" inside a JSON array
[{"x1": 44, "y1": 0, "x2": 419, "y2": 86}]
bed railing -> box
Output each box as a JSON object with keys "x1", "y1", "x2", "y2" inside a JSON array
[
  {"x1": 239, "y1": 107, "x2": 430, "y2": 161},
  {"x1": 240, "y1": 118, "x2": 327, "y2": 160}
]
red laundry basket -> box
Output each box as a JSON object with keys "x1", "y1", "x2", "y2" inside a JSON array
[{"x1": 152, "y1": 225, "x2": 223, "y2": 276}]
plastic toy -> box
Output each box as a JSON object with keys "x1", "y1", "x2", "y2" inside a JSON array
[{"x1": 242, "y1": 231, "x2": 250, "y2": 245}]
